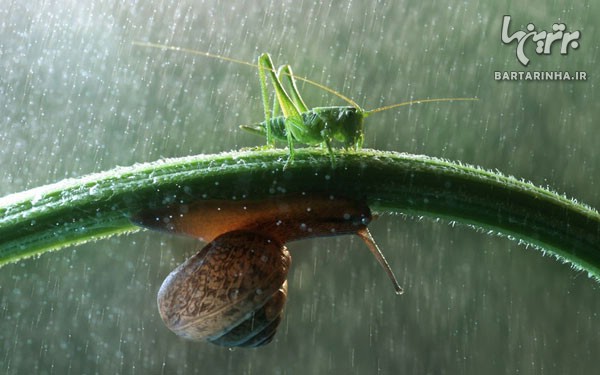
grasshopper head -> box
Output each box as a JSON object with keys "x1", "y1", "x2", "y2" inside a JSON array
[{"x1": 332, "y1": 107, "x2": 364, "y2": 149}]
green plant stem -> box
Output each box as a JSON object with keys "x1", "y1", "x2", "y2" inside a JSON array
[{"x1": 1, "y1": 148, "x2": 599, "y2": 278}]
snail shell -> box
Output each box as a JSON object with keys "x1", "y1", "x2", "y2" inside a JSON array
[{"x1": 157, "y1": 230, "x2": 290, "y2": 347}]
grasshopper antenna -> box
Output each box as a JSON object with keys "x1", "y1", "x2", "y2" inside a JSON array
[
  {"x1": 365, "y1": 97, "x2": 479, "y2": 117},
  {"x1": 132, "y1": 42, "x2": 477, "y2": 114},
  {"x1": 132, "y1": 41, "x2": 362, "y2": 108}
]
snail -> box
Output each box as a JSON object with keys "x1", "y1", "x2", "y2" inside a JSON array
[{"x1": 132, "y1": 194, "x2": 401, "y2": 347}]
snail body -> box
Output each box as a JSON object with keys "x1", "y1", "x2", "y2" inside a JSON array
[
  {"x1": 133, "y1": 194, "x2": 401, "y2": 347},
  {"x1": 134, "y1": 194, "x2": 377, "y2": 243}
]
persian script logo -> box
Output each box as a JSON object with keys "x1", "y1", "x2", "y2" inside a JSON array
[{"x1": 501, "y1": 15, "x2": 581, "y2": 66}]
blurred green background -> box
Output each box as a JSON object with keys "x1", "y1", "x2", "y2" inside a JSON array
[{"x1": 1, "y1": 0, "x2": 598, "y2": 374}]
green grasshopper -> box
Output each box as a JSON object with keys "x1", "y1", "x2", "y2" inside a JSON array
[
  {"x1": 134, "y1": 42, "x2": 477, "y2": 167},
  {"x1": 245, "y1": 53, "x2": 366, "y2": 162}
]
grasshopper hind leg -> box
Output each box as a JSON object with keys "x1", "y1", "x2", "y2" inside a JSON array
[{"x1": 258, "y1": 53, "x2": 309, "y2": 169}]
